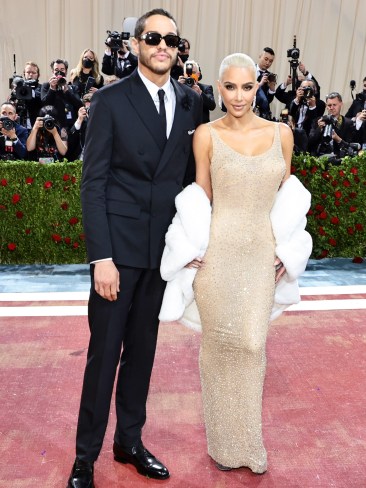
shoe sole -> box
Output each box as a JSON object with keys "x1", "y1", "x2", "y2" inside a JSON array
[{"x1": 114, "y1": 454, "x2": 170, "y2": 480}]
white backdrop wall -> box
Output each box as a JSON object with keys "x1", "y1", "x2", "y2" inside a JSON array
[{"x1": 1, "y1": 0, "x2": 366, "y2": 119}]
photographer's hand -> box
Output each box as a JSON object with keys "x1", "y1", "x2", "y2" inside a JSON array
[
  {"x1": 318, "y1": 118, "x2": 326, "y2": 129},
  {"x1": 191, "y1": 82, "x2": 202, "y2": 95},
  {"x1": 49, "y1": 76, "x2": 58, "y2": 90},
  {"x1": 177, "y1": 75, "x2": 186, "y2": 84},
  {"x1": 259, "y1": 74, "x2": 269, "y2": 87}
]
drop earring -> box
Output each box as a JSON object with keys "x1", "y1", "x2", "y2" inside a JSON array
[{"x1": 251, "y1": 95, "x2": 256, "y2": 110}]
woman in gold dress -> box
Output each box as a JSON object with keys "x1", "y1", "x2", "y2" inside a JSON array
[{"x1": 191, "y1": 53, "x2": 293, "y2": 474}]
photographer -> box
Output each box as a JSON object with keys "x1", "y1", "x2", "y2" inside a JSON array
[
  {"x1": 171, "y1": 38, "x2": 190, "y2": 80},
  {"x1": 70, "y1": 49, "x2": 104, "y2": 98},
  {"x1": 66, "y1": 93, "x2": 92, "y2": 161},
  {"x1": 102, "y1": 32, "x2": 137, "y2": 79},
  {"x1": 178, "y1": 60, "x2": 216, "y2": 122},
  {"x1": 26, "y1": 105, "x2": 67, "y2": 163},
  {"x1": 289, "y1": 79, "x2": 325, "y2": 136},
  {"x1": 308, "y1": 92, "x2": 358, "y2": 159},
  {"x1": 345, "y1": 76, "x2": 366, "y2": 120},
  {"x1": 0, "y1": 102, "x2": 28, "y2": 160},
  {"x1": 280, "y1": 110, "x2": 308, "y2": 154},
  {"x1": 41, "y1": 59, "x2": 83, "y2": 130},
  {"x1": 255, "y1": 47, "x2": 277, "y2": 119},
  {"x1": 8, "y1": 61, "x2": 42, "y2": 130},
  {"x1": 275, "y1": 62, "x2": 321, "y2": 111}
]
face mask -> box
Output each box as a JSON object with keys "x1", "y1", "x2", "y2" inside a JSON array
[
  {"x1": 179, "y1": 54, "x2": 189, "y2": 63},
  {"x1": 82, "y1": 58, "x2": 94, "y2": 69}
]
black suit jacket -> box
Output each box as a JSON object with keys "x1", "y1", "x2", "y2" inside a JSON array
[
  {"x1": 289, "y1": 98, "x2": 326, "y2": 135},
  {"x1": 41, "y1": 83, "x2": 83, "y2": 128},
  {"x1": 198, "y1": 82, "x2": 216, "y2": 123},
  {"x1": 308, "y1": 115, "x2": 356, "y2": 156},
  {"x1": 81, "y1": 70, "x2": 202, "y2": 269}
]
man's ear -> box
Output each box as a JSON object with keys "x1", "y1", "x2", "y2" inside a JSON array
[{"x1": 130, "y1": 37, "x2": 139, "y2": 56}]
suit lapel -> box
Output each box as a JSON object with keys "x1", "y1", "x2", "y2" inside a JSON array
[{"x1": 126, "y1": 71, "x2": 166, "y2": 152}]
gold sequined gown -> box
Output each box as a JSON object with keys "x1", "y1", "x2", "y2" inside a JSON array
[{"x1": 194, "y1": 123, "x2": 285, "y2": 473}]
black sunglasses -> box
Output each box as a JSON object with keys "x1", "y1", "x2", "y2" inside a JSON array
[{"x1": 139, "y1": 32, "x2": 180, "y2": 48}]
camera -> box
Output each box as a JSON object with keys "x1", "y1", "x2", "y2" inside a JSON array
[
  {"x1": 178, "y1": 39, "x2": 186, "y2": 53},
  {"x1": 266, "y1": 72, "x2": 277, "y2": 83},
  {"x1": 42, "y1": 115, "x2": 56, "y2": 130},
  {"x1": 13, "y1": 78, "x2": 36, "y2": 100},
  {"x1": 54, "y1": 70, "x2": 67, "y2": 88},
  {"x1": 0, "y1": 117, "x2": 15, "y2": 131},
  {"x1": 105, "y1": 30, "x2": 129, "y2": 51},
  {"x1": 183, "y1": 62, "x2": 196, "y2": 87},
  {"x1": 303, "y1": 86, "x2": 314, "y2": 100}
]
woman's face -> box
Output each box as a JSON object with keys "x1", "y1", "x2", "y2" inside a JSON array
[{"x1": 218, "y1": 66, "x2": 257, "y2": 118}]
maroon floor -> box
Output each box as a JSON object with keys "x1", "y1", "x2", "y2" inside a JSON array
[{"x1": 0, "y1": 306, "x2": 365, "y2": 487}]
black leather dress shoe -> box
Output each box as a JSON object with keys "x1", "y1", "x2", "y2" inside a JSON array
[
  {"x1": 67, "y1": 458, "x2": 94, "y2": 488},
  {"x1": 113, "y1": 442, "x2": 170, "y2": 480}
]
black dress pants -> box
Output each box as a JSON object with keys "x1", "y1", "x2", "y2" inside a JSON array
[{"x1": 75, "y1": 264, "x2": 166, "y2": 462}]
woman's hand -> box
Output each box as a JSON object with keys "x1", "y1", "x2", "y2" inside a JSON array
[
  {"x1": 185, "y1": 257, "x2": 204, "y2": 269},
  {"x1": 274, "y1": 257, "x2": 286, "y2": 283}
]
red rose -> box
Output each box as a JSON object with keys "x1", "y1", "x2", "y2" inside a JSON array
[
  {"x1": 51, "y1": 234, "x2": 62, "y2": 243},
  {"x1": 300, "y1": 169, "x2": 307, "y2": 176},
  {"x1": 1, "y1": 179, "x2": 8, "y2": 186},
  {"x1": 290, "y1": 165, "x2": 296, "y2": 173},
  {"x1": 319, "y1": 227, "x2": 326, "y2": 236},
  {"x1": 354, "y1": 176, "x2": 360, "y2": 183},
  {"x1": 315, "y1": 204, "x2": 324, "y2": 211},
  {"x1": 73, "y1": 242, "x2": 80, "y2": 249},
  {"x1": 25, "y1": 228, "x2": 31, "y2": 235},
  {"x1": 63, "y1": 174, "x2": 70, "y2": 181},
  {"x1": 64, "y1": 237, "x2": 71, "y2": 245},
  {"x1": 350, "y1": 167, "x2": 358, "y2": 175},
  {"x1": 7, "y1": 243, "x2": 16, "y2": 251},
  {"x1": 12, "y1": 194, "x2": 21, "y2": 204},
  {"x1": 320, "y1": 249, "x2": 329, "y2": 258},
  {"x1": 25, "y1": 177, "x2": 34, "y2": 184},
  {"x1": 321, "y1": 193, "x2": 327, "y2": 199},
  {"x1": 349, "y1": 206, "x2": 357, "y2": 212},
  {"x1": 343, "y1": 180, "x2": 351, "y2": 187},
  {"x1": 347, "y1": 227, "x2": 355, "y2": 235},
  {"x1": 322, "y1": 171, "x2": 330, "y2": 179},
  {"x1": 328, "y1": 238, "x2": 337, "y2": 247},
  {"x1": 16, "y1": 211, "x2": 24, "y2": 219},
  {"x1": 334, "y1": 191, "x2": 342, "y2": 198},
  {"x1": 79, "y1": 233, "x2": 85, "y2": 240},
  {"x1": 61, "y1": 202, "x2": 69, "y2": 210},
  {"x1": 334, "y1": 200, "x2": 341, "y2": 207},
  {"x1": 69, "y1": 217, "x2": 79, "y2": 225},
  {"x1": 331, "y1": 180, "x2": 339, "y2": 187},
  {"x1": 349, "y1": 192, "x2": 357, "y2": 199},
  {"x1": 352, "y1": 256, "x2": 364, "y2": 264},
  {"x1": 44, "y1": 181, "x2": 53, "y2": 189},
  {"x1": 319, "y1": 211, "x2": 327, "y2": 219},
  {"x1": 355, "y1": 223, "x2": 363, "y2": 231},
  {"x1": 63, "y1": 186, "x2": 70, "y2": 192},
  {"x1": 311, "y1": 166, "x2": 317, "y2": 174},
  {"x1": 307, "y1": 209, "x2": 313, "y2": 216},
  {"x1": 330, "y1": 217, "x2": 339, "y2": 225},
  {"x1": 71, "y1": 176, "x2": 77, "y2": 184},
  {"x1": 339, "y1": 170, "x2": 345, "y2": 177}
]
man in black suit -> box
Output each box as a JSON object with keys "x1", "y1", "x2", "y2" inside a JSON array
[
  {"x1": 68, "y1": 8, "x2": 202, "y2": 488},
  {"x1": 308, "y1": 92, "x2": 358, "y2": 158},
  {"x1": 178, "y1": 60, "x2": 216, "y2": 122},
  {"x1": 289, "y1": 79, "x2": 326, "y2": 137},
  {"x1": 102, "y1": 39, "x2": 138, "y2": 79},
  {"x1": 255, "y1": 47, "x2": 276, "y2": 118}
]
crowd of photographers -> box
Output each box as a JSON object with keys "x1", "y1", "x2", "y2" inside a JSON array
[{"x1": 1, "y1": 32, "x2": 366, "y2": 164}]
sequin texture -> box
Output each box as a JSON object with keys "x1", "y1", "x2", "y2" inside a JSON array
[{"x1": 194, "y1": 123, "x2": 286, "y2": 473}]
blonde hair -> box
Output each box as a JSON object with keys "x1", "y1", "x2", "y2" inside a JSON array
[
  {"x1": 219, "y1": 53, "x2": 256, "y2": 81},
  {"x1": 70, "y1": 48, "x2": 102, "y2": 84}
]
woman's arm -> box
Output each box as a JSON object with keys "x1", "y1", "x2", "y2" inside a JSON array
[
  {"x1": 49, "y1": 127, "x2": 68, "y2": 156},
  {"x1": 26, "y1": 118, "x2": 42, "y2": 151},
  {"x1": 193, "y1": 124, "x2": 213, "y2": 201},
  {"x1": 279, "y1": 122, "x2": 294, "y2": 183}
]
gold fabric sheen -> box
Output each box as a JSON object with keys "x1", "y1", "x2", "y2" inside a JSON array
[{"x1": 194, "y1": 123, "x2": 286, "y2": 473}]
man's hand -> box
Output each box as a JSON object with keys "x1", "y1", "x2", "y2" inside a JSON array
[{"x1": 94, "y1": 261, "x2": 120, "y2": 301}]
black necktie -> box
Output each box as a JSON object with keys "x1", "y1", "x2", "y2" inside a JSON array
[{"x1": 158, "y1": 89, "x2": 167, "y2": 136}]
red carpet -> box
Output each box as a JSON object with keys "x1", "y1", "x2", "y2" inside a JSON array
[{"x1": 0, "y1": 302, "x2": 365, "y2": 487}]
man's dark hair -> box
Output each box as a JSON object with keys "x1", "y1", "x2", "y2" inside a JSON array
[
  {"x1": 326, "y1": 92, "x2": 342, "y2": 102},
  {"x1": 363, "y1": 76, "x2": 366, "y2": 83},
  {"x1": 263, "y1": 47, "x2": 275, "y2": 56},
  {"x1": 50, "y1": 59, "x2": 69, "y2": 71},
  {"x1": 134, "y1": 8, "x2": 179, "y2": 38}
]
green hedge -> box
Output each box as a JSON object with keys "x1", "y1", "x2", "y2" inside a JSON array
[
  {"x1": 1, "y1": 155, "x2": 366, "y2": 264},
  {"x1": 0, "y1": 161, "x2": 86, "y2": 264},
  {"x1": 292, "y1": 152, "x2": 366, "y2": 262}
]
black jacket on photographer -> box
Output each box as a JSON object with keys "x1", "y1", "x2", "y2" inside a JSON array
[
  {"x1": 308, "y1": 115, "x2": 356, "y2": 157},
  {"x1": 9, "y1": 81, "x2": 42, "y2": 130},
  {"x1": 345, "y1": 94, "x2": 366, "y2": 119},
  {"x1": 41, "y1": 82, "x2": 82, "y2": 129},
  {"x1": 289, "y1": 92, "x2": 325, "y2": 136},
  {"x1": 0, "y1": 122, "x2": 28, "y2": 160},
  {"x1": 102, "y1": 51, "x2": 137, "y2": 79}
]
